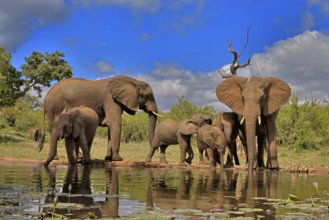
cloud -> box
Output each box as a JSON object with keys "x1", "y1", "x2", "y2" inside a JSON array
[
  {"x1": 73, "y1": 0, "x2": 161, "y2": 12},
  {"x1": 137, "y1": 31, "x2": 329, "y2": 112},
  {"x1": 0, "y1": 0, "x2": 69, "y2": 52},
  {"x1": 137, "y1": 63, "x2": 224, "y2": 111},
  {"x1": 96, "y1": 60, "x2": 114, "y2": 74},
  {"x1": 248, "y1": 30, "x2": 329, "y2": 100}
]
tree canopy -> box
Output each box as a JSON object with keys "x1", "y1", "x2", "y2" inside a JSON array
[{"x1": 0, "y1": 47, "x2": 72, "y2": 108}]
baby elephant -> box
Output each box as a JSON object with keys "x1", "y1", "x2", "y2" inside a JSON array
[
  {"x1": 43, "y1": 106, "x2": 99, "y2": 166},
  {"x1": 145, "y1": 114, "x2": 212, "y2": 165},
  {"x1": 197, "y1": 124, "x2": 227, "y2": 170}
]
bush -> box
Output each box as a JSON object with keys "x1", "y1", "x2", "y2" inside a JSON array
[{"x1": 277, "y1": 95, "x2": 329, "y2": 151}]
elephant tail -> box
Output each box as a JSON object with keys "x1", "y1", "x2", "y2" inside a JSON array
[{"x1": 35, "y1": 110, "x2": 46, "y2": 152}]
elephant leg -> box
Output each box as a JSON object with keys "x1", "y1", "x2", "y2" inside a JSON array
[
  {"x1": 65, "y1": 138, "x2": 76, "y2": 166},
  {"x1": 108, "y1": 121, "x2": 123, "y2": 161},
  {"x1": 78, "y1": 136, "x2": 92, "y2": 165},
  {"x1": 159, "y1": 145, "x2": 168, "y2": 164},
  {"x1": 225, "y1": 142, "x2": 234, "y2": 166},
  {"x1": 218, "y1": 148, "x2": 225, "y2": 170},
  {"x1": 257, "y1": 134, "x2": 266, "y2": 168},
  {"x1": 206, "y1": 148, "x2": 215, "y2": 170},
  {"x1": 145, "y1": 146, "x2": 157, "y2": 162},
  {"x1": 266, "y1": 113, "x2": 279, "y2": 169},
  {"x1": 185, "y1": 145, "x2": 194, "y2": 164},
  {"x1": 179, "y1": 143, "x2": 188, "y2": 166}
]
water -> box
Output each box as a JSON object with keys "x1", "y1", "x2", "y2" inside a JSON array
[{"x1": 0, "y1": 162, "x2": 328, "y2": 219}]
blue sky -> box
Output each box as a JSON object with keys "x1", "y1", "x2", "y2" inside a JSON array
[{"x1": 1, "y1": 0, "x2": 329, "y2": 111}]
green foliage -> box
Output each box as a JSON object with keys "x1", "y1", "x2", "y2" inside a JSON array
[
  {"x1": 169, "y1": 96, "x2": 217, "y2": 120},
  {"x1": 0, "y1": 96, "x2": 43, "y2": 131},
  {"x1": 277, "y1": 94, "x2": 329, "y2": 151},
  {"x1": 0, "y1": 47, "x2": 72, "y2": 108},
  {"x1": 121, "y1": 112, "x2": 149, "y2": 143},
  {"x1": 0, "y1": 47, "x2": 23, "y2": 107}
]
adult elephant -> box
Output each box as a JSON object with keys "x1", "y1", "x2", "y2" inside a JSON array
[
  {"x1": 37, "y1": 75, "x2": 159, "y2": 161},
  {"x1": 216, "y1": 76, "x2": 291, "y2": 171},
  {"x1": 145, "y1": 114, "x2": 212, "y2": 165}
]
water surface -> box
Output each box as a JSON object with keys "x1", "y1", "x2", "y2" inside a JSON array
[{"x1": 0, "y1": 162, "x2": 328, "y2": 219}]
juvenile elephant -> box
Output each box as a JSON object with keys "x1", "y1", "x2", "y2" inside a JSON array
[
  {"x1": 216, "y1": 76, "x2": 291, "y2": 171},
  {"x1": 37, "y1": 75, "x2": 159, "y2": 162},
  {"x1": 145, "y1": 114, "x2": 212, "y2": 165},
  {"x1": 197, "y1": 124, "x2": 227, "y2": 170},
  {"x1": 212, "y1": 111, "x2": 245, "y2": 166},
  {"x1": 43, "y1": 106, "x2": 99, "y2": 166}
]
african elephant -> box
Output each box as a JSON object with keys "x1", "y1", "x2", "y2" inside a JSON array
[
  {"x1": 37, "y1": 75, "x2": 159, "y2": 161},
  {"x1": 43, "y1": 106, "x2": 99, "y2": 166},
  {"x1": 216, "y1": 76, "x2": 291, "y2": 171},
  {"x1": 145, "y1": 114, "x2": 212, "y2": 165},
  {"x1": 197, "y1": 124, "x2": 227, "y2": 169},
  {"x1": 212, "y1": 111, "x2": 246, "y2": 166}
]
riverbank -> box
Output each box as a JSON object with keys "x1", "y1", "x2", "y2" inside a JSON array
[{"x1": 1, "y1": 136, "x2": 328, "y2": 174}]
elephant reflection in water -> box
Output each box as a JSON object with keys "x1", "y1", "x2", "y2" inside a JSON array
[
  {"x1": 145, "y1": 169, "x2": 278, "y2": 218},
  {"x1": 43, "y1": 166, "x2": 102, "y2": 219},
  {"x1": 145, "y1": 169, "x2": 194, "y2": 210},
  {"x1": 100, "y1": 168, "x2": 119, "y2": 218}
]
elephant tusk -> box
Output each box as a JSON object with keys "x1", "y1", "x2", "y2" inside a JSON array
[
  {"x1": 240, "y1": 117, "x2": 245, "y2": 124},
  {"x1": 258, "y1": 116, "x2": 261, "y2": 125},
  {"x1": 152, "y1": 111, "x2": 164, "y2": 118}
]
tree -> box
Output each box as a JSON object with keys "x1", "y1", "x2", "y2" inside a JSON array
[
  {"x1": 0, "y1": 47, "x2": 72, "y2": 108},
  {"x1": 170, "y1": 96, "x2": 217, "y2": 121}
]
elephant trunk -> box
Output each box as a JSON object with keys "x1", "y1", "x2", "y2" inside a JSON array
[
  {"x1": 44, "y1": 131, "x2": 59, "y2": 166},
  {"x1": 245, "y1": 113, "x2": 257, "y2": 172},
  {"x1": 148, "y1": 112, "x2": 157, "y2": 148}
]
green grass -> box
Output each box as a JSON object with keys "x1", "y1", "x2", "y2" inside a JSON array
[{"x1": 0, "y1": 133, "x2": 328, "y2": 169}]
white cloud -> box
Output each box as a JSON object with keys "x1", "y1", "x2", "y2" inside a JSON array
[
  {"x1": 248, "y1": 30, "x2": 329, "y2": 100},
  {"x1": 138, "y1": 31, "x2": 329, "y2": 112},
  {"x1": 137, "y1": 63, "x2": 223, "y2": 111},
  {"x1": 73, "y1": 0, "x2": 161, "y2": 12},
  {"x1": 96, "y1": 60, "x2": 114, "y2": 74},
  {"x1": 0, "y1": 0, "x2": 69, "y2": 52}
]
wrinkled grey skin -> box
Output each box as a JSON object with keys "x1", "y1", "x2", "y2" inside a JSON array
[
  {"x1": 145, "y1": 114, "x2": 212, "y2": 165},
  {"x1": 44, "y1": 106, "x2": 99, "y2": 166},
  {"x1": 212, "y1": 111, "x2": 245, "y2": 166},
  {"x1": 216, "y1": 76, "x2": 291, "y2": 171},
  {"x1": 197, "y1": 124, "x2": 227, "y2": 170},
  {"x1": 37, "y1": 75, "x2": 158, "y2": 162}
]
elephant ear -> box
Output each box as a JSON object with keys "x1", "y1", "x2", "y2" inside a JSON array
[
  {"x1": 180, "y1": 120, "x2": 200, "y2": 135},
  {"x1": 108, "y1": 76, "x2": 139, "y2": 112},
  {"x1": 73, "y1": 114, "x2": 84, "y2": 139},
  {"x1": 263, "y1": 77, "x2": 291, "y2": 116},
  {"x1": 215, "y1": 76, "x2": 248, "y2": 115}
]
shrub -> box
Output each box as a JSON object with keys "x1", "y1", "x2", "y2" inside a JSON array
[{"x1": 277, "y1": 94, "x2": 329, "y2": 151}]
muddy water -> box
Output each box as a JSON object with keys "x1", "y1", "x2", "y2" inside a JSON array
[{"x1": 0, "y1": 162, "x2": 328, "y2": 219}]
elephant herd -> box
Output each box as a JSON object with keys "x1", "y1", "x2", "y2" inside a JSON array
[{"x1": 35, "y1": 75, "x2": 291, "y2": 172}]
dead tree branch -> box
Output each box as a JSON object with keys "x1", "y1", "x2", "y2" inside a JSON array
[{"x1": 218, "y1": 27, "x2": 252, "y2": 78}]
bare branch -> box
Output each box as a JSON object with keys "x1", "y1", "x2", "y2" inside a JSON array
[
  {"x1": 239, "y1": 26, "x2": 250, "y2": 58},
  {"x1": 218, "y1": 28, "x2": 252, "y2": 79}
]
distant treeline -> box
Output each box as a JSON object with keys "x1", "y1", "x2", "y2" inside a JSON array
[{"x1": 0, "y1": 95, "x2": 328, "y2": 151}]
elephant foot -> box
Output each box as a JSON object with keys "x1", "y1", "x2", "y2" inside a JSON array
[
  {"x1": 160, "y1": 157, "x2": 168, "y2": 164},
  {"x1": 112, "y1": 154, "x2": 123, "y2": 161},
  {"x1": 104, "y1": 155, "x2": 112, "y2": 161},
  {"x1": 179, "y1": 162, "x2": 187, "y2": 166},
  {"x1": 185, "y1": 158, "x2": 192, "y2": 165},
  {"x1": 266, "y1": 160, "x2": 279, "y2": 170},
  {"x1": 145, "y1": 157, "x2": 152, "y2": 162},
  {"x1": 54, "y1": 155, "x2": 59, "y2": 160}
]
